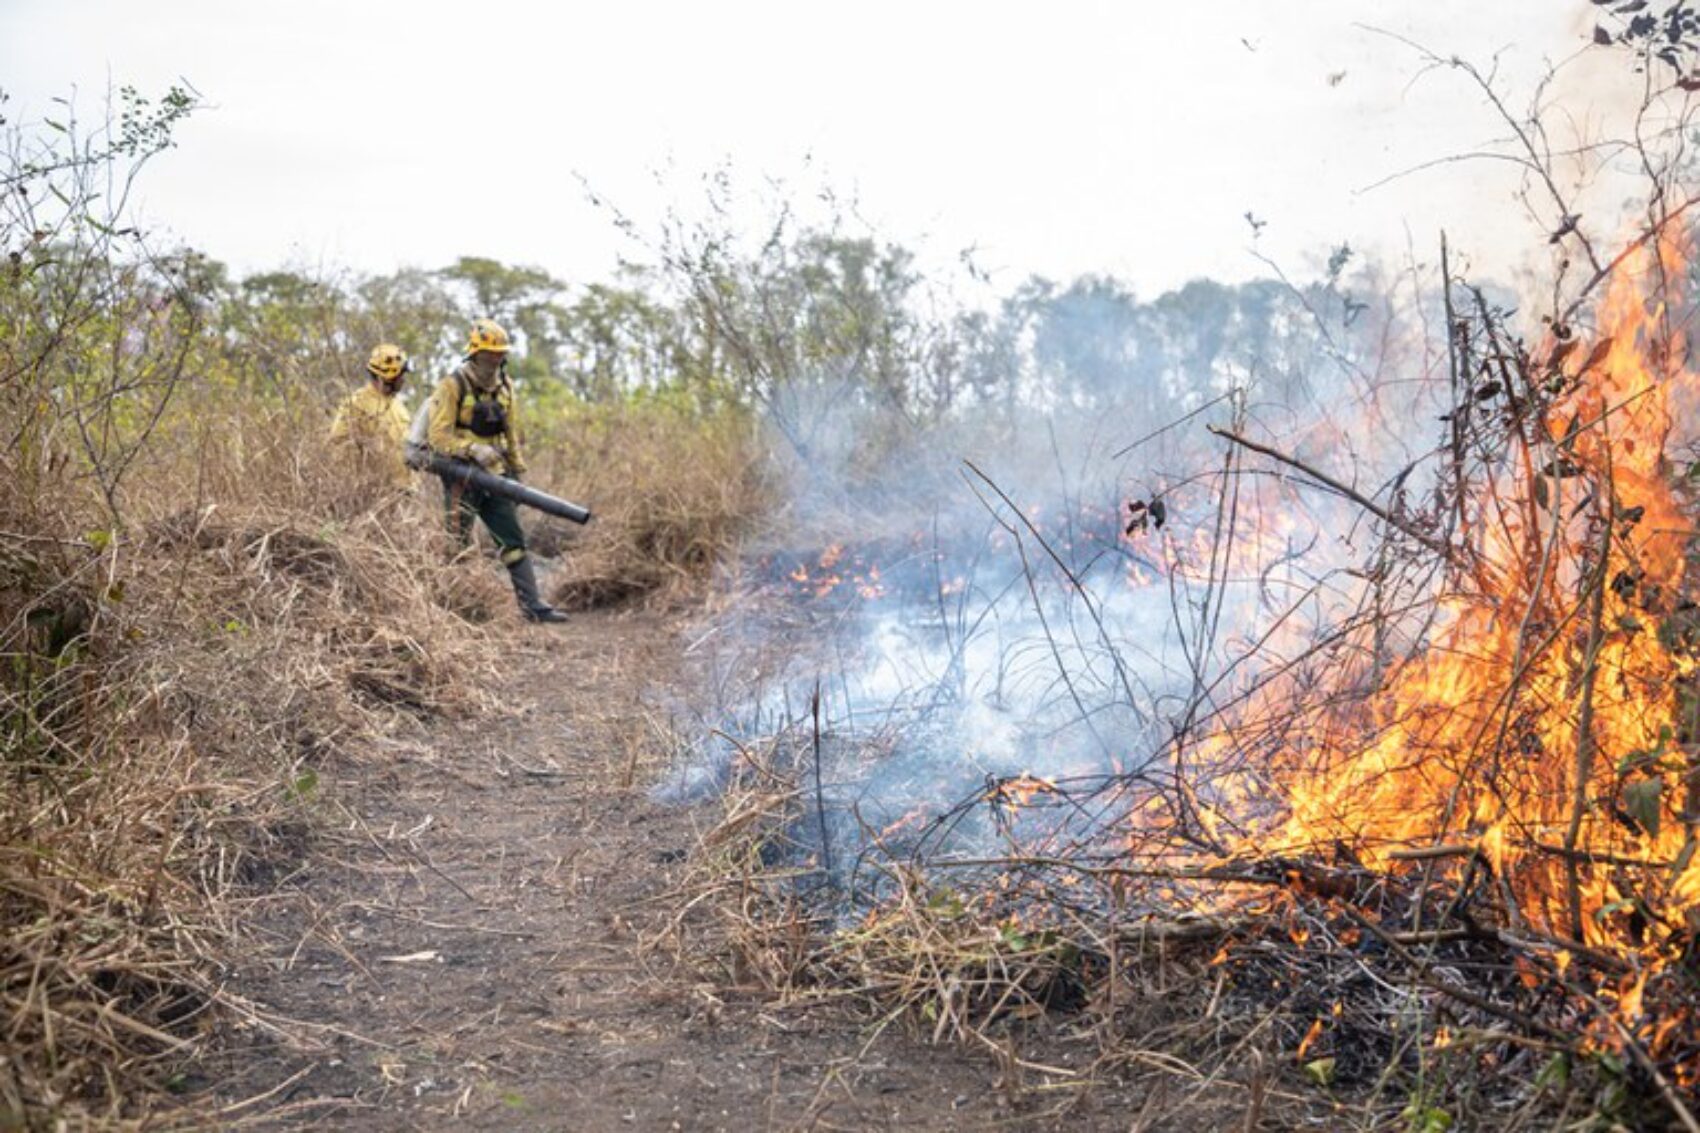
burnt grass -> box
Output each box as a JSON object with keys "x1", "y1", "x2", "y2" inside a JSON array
[{"x1": 199, "y1": 608, "x2": 1183, "y2": 1131}]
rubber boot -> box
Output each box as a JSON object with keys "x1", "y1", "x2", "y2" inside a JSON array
[{"x1": 508, "y1": 558, "x2": 567, "y2": 623}]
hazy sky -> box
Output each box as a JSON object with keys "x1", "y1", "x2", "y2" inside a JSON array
[{"x1": 2, "y1": 1, "x2": 1650, "y2": 297}]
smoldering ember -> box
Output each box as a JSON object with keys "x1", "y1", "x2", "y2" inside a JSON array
[{"x1": 8, "y1": 5, "x2": 1700, "y2": 1131}]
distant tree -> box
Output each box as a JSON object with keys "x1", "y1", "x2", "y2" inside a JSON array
[
  {"x1": 552, "y1": 272, "x2": 694, "y2": 400},
  {"x1": 239, "y1": 270, "x2": 319, "y2": 308},
  {"x1": 436, "y1": 256, "x2": 564, "y2": 382},
  {"x1": 436, "y1": 256, "x2": 559, "y2": 321},
  {"x1": 1025, "y1": 275, "x2": 1161, "y2": 413},
  {"x1": 947, "y1": 305, "x2": 1024, "y2": 411},
  {"x1": 660, "y1": 215, "x2": 932, "y2": 461},
  {"x1": 215, "y1": 269, "x2": 349, "y2": 400},
  {"x1": 354, "y1": 267, "x2": 464, "y2": 377}
]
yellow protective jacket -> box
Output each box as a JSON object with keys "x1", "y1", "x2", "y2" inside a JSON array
[
  {"x1": 426, "y1": 362, "x2": 527, "y2": 477},
  {"x1": 330, "y1": 383, "x2": 412, "y2": 487}
]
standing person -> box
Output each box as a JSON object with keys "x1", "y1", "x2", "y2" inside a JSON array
[
  {"x1": 427, "y1": 318, "x2": 567, "y2": 624},
  {"x1": 331, "y1": 343, "x2": 414, "y2": 490}
]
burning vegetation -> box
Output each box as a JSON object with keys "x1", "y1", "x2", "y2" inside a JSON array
[
  {"x1": 1230, "y1": 239, "x2": 1700, "y2": 946},
  {"x1": 1202, "y1": 237, "x2": 1700, "y2": 1108},
  {"x1": 17, "y1": 17, "x2": 1700, "y2": 1129},
  {"x1": 666, "y1": 239, "x2": 1700, "y2": 1125}
]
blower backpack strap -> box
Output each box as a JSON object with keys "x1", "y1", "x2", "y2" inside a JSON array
[
  {"x1": 400, "y1": 369, "x2": 511, "y2": 470},
  {"x1": 402, "y1": 397, "x2": 433, "y2": 470}
]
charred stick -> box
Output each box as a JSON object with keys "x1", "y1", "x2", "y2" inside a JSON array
[
  {"x1": 1560, "y1": 191, "x2": 1700, "y2": 325},
  {"x1": 810, "y1": 684, "x2": 834, "y2": 884},
  {"x1": 1494, "y1": 928, "x2": 1628, "y2": 976},
  {"x1": 962, "y1": 461, "x2": 1144, "y2": 727},
  {"x1": 1528, "y1": 840, "x2": 1674, "y2": 870},
  {"x1": 1441, "y1": 235, "x2": 1470, "y2": 544},
  {"x1": 1413, "y1": 47, "x2": 1603, "y2": 278},
  {"x1": 1165, "y1": 410, "x2": 1249, "y2": 848},
  {"x1": 1337, "y1": 906, "x2": 1565, "y2": 1042},
  {"x1": 1387, "y1": 843, "x2": 1480, "y2": 862},
  {"x1": 1573, "y1": 981, "x2": 1700, "y2": 1133},
  {"x1": 1387, "y1": 927, "x2": 1474, "y2": 945},
  {"x1": 1110, "y1": 391, "x2": 1233, "y2": 460},
  {"x1": 960, "y1": 469, "x2": 1118, "y2": 763},
  {"x1": 1564, "y1": 487, "x2": 1614, "y2": 943},
  {"x1": 920, "y1": 854, "x2": 1367, "y2": 897},
  {"x1": 1205, "y1": 426, "x2": 1466, "y2": 570}
]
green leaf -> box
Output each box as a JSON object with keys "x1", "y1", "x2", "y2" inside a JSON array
[
  {"x1": 1401, "y1": 1105, "x2": 1453, "y2": 1133},
  {"x1": 1669, "y1": 837, "x2": 1697, "y2": 884},
  {"x1": 1302, "y1": 1057, "x2": 1336, "y2": 1087},
  {"x1": 1535, "y1": 1052, "x2": 1570, "y2": 1090},
  {"x1": 289, "y1": 770, "x2": 318, "y2": 800},
  {"x1": 85, "y1": 528, "x2": 112, "y2": 552},
  {"x1": 927, "y1": 889, "x2": 965, "y2": 917},
  {"x1": 1623, "y1": 778, "x2": 1662, "y2": 841}
]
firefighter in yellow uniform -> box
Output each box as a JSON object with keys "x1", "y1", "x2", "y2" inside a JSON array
[
  {"x1": 331, "y1": 343, "x2": 414, "y2": 489},
  {"x1": 427, "y1": 318, "x2": 567, "y2": 623}
]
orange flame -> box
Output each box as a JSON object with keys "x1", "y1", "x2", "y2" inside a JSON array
[
  {"x1": 1203, "y1": 238, "x2": 1700, "y2": 988},
  {"x1": 989, "y1": 773, "x2": 1058, "y2": 814}
]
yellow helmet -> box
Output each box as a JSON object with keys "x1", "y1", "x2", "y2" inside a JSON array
[
  {"x1": 467, "y1": 318, "x2": 511, "y2": 355},
  {"x1": 366, "y1": 343, "x2": 410, "y2": 380}
]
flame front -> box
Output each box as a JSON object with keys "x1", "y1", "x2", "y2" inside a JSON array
[{"x1": 1214, "y1": 241, "x2": 1700, "y2": 980}]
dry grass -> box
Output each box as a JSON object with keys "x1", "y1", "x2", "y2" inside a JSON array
[
  {"x1": 645, "y1": 734, "x2": 1251, "y2": 1126},
  {"x1": 0, "y1": 360, "x2": 772, "y2": 1125},
  {"x1": 0, "y1": 394, "x2": 508, "y2": 1127},
  {"x1": 530, "y1": 396, "x2": 774, "y2": 610},
  {"x1": 649, "y1": 698, "x2": 1681, "y2": 1131}
]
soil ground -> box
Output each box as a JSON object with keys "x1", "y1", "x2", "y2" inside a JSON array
[{"x1": 202, "y1": 609, "x2": 1159, "y2": 1132}]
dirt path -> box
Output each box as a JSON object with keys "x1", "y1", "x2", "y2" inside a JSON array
[{"x1": 207, "y1": 609, "x2": 1136, "y2": 1131}]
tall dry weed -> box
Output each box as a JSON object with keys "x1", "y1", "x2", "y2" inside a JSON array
[
  {"x1": 532, "y1": 394, "x2": 773, "y2": 609},
  {"x1": 0, "y1": 380, "x2": 504, "y2": 1125}
]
